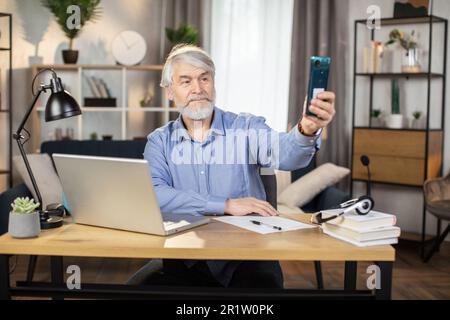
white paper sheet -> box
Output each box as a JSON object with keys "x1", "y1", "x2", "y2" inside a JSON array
[{"x1": 214, "y1": 216, "x2": 316, "y2": 234}]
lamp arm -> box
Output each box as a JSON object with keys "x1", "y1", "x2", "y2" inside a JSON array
[
  {"x1": 15, "y1": 87, "x2": 47, "y2": 137},
  {"x1": 13, "y1": 87, "x2": 47, "y2": 210}
]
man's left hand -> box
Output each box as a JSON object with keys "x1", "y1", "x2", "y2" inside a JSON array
[{"x1": 299, "y1": 91, "x2": 336, "y2": 136}]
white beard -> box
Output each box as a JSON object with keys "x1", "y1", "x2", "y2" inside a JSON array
[{"x1": 177, "y1": 101, "x2": 214, "y2": 120}]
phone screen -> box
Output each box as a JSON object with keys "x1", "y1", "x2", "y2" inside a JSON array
[{"x1": 306, "y1": 56, "x2": 331, "y2": 117}]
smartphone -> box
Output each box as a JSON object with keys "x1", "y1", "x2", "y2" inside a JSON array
[{"x1": 306, "y1": 56, "x2": 331, "y2": 117}]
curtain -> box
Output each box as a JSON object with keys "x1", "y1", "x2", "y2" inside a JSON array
[
  {"x1": 209, "y1": 0, "x2": 295, "y2": 132},
  {"x1": 288, "y1": 0, "x2": 350, "y2": 170}
]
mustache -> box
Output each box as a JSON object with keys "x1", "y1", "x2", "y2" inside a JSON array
[
  {"x1": 188, "y1": 95, "x2": 212, "y2": 103},
  {"x1": 179, "y1": 95, "x2": 213, "y2": 109}
]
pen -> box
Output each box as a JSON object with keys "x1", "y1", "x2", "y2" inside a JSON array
[{"x1": 250, "y1": 220, "x2": 283, "y2": 231}]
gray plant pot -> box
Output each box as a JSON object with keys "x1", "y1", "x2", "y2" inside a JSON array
[{"x1": 8, "y1": 211, "x2": 41, "y2": 239}]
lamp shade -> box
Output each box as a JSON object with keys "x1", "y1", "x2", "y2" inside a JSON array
[{"x1": 45, "y1": 90, "x2": 81, "y2": 122}]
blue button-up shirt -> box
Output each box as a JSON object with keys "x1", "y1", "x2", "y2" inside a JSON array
[{"x1": 143, "y1": 106, "x2": 321, "y2": 286}]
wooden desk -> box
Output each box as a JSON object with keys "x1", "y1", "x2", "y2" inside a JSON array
[{"x1": 0, "y1": 214, "x2": 395, "y2": 300}]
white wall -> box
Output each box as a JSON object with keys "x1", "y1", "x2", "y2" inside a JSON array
[
  {"x1": 0, "y1": 0, "x2": 167, "y2": 190},
  {"x1": 347, "y1": 0, "x2": 450, "y2": 238}
]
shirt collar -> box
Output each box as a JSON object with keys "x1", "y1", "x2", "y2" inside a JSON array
[{"x1": 173, "y1": 107, "x2": 225, "y2": 143}]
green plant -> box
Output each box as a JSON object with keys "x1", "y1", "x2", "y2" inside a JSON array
[
  {"x1": 140, "y1": 92, "x2": 154, "y2": 107},
  {"x1": 90, "y1": 132, "x2": 98, "y2": 140},
  {"x1": 42, "y1": 0, "x2": 102, "y2": 50},
  {"x1": 391, "y1": 79, "x2": 400, "y2": 114},
  {"x1": 165, "y1": 23, "x2": 199, "y2": 46},
  {"x1": 11, "y1": 197, "x2": 40, "y2": 214},
  {"x1": 413, "y1": 111, "x2": 422, "y2": 120},
  {"x1": 371, "y1": 109, "x2": 382, "y2": 118},
  {"x1": 385, "y1": 29, "x2": 417, "y2": 51}
]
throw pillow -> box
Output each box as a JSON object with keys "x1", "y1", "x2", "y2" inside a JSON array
[
  {"x1": 275, "y1": 170, "x2": 292, "y2": 196},
  {"x1": 277, "y1": 203, "x2": 305, "y2": 214},
  {"x1": 278, "y1": 163, "x2": 350, "y2": 208}
]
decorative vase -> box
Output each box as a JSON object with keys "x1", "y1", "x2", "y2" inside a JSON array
[
  {"x1": 401, "y1": 48, "x2": 421, "y2": 73},
  {"x1": 385, "y1": 114, "x2": 404, "y2": 129},
  {"x1": 28, "y1": 56, "x2": 43, "y2": 65},
  {"x1": 8, "y1": 211, "x2": 41, "y2": 238},
  {"x1": 62, "y1": 50, "x2": 79, "y2": 64},
  {"x1": 381, "y1": 48, "x2": 394, "y2": 73}
]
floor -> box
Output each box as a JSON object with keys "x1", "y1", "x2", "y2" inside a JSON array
[
  {"x1": 282, "y1": 241, "x2": 450, "y2": 299},
  {"x1": 7, "y1": 240, "x2": 450, "y2": 300}
]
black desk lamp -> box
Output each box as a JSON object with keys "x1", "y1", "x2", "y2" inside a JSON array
[{"x1": 13, "y1": 68, "x2": 82, "y2": 229}]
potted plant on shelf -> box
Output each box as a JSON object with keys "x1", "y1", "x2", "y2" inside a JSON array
[
  {"x1": 411, "y1": 111, "x2": 423, "y2": 129},
  {"x1": 385, "y1": 28, "x2": 421, "y2": 73},
  {"x1": 385, "y1": 79, "x2": 404, "y2": 129},
  {"x1": 8, "y1": 197, "x2": 41, "y2": 239},
  {"x1": 89, "y1": 132, "x2": 98, "y2": 140},
  {"x1": 165, "y1": 23, "x2": 199, "y2": 47},
  {"x1": 370, "y1": 109, "x2": 383, "y2": 127},
  {"x1": 42, "y1": 0, "x2": 102, "y2": 64},
  {"x1": 140, "y1": 91, "x2": 154, "y2": 108}
]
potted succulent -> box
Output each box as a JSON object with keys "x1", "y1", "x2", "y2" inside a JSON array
[
  {"x1": 8, "y1": 197, "x2": 41, "y2": 239},
  {"x1": 89, "y1": 132, "x2": 98, "y2": 140},
  {"x1": 370, "y1": 109, "x2": 383, "y2": 127},
  {"x1": 411, "y1": 111, "x2": 423, "y2": 129},
  {"x1": 42, "y1": 0, "x2": 102, "y2": 64}
]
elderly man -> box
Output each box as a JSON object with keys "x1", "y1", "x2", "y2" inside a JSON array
[{"x1": 144, "y1": 44, "x2": 336, "y2": 288}]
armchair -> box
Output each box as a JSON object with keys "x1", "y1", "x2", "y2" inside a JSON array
[{"x1": 423, "y1": 173, "x2": 450, "y2": 262}]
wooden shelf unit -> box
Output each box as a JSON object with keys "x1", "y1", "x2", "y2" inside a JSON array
[
  {"x1": 0, "y1": 13, "x2": 12, "y2": 189},
  {"x1": 30, "y1": 64, "x2": 174, "y2": 150},
  {"x1": 351, "y1": 15, "x2": 448, "y2": 252},
  {"x1": 352, "y1": 128, "x2": 443, "y2": 186}
]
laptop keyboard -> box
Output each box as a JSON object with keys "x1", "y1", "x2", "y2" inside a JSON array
[{"x1": 163, "y1": 221, "x2": 176, "y2": 227}]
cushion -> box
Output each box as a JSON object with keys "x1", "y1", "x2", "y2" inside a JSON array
[
  {"x1": 13, "y1": 154, "x2": 63, "y2": 209},
  {"x1": 275, "y1": 170, "x2": 292, "y2": 196},
  {"x1": 278, "y1": 163, "x2": 350, "y2": 208},
  {"x1": 277, "y1": 204, "x2": 304, "y2": 215}
]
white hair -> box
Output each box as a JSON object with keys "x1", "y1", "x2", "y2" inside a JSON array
[{"x1": 160, "y1": 44, "x2": 215, "y2": 88}]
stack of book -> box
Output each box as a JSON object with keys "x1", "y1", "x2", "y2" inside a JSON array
[
  {"x1": 84, "y1": 75, "x2": 116, "y2": 107},
  {"x1": 85, "y1": 75, "x2": 112, "y2": 98},
  {"x1": 321, "y1": 209, "x2": 400, "y2": 247}
]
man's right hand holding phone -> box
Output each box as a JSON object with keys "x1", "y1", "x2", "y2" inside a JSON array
[{"x1": 299, "y1": 92, "x2": 336, "y2": 136}]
